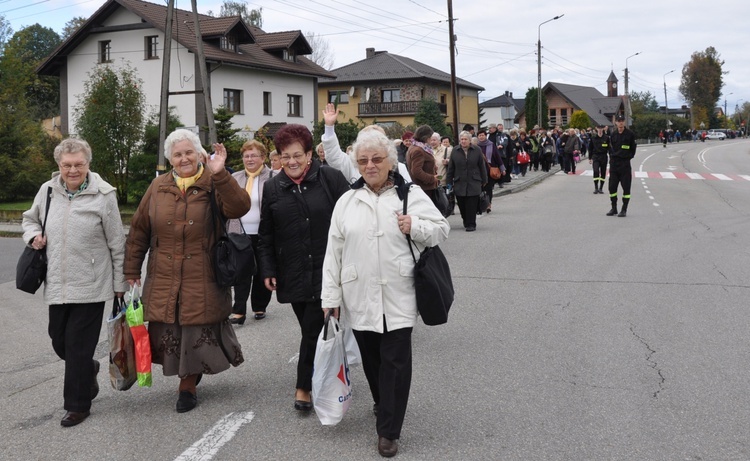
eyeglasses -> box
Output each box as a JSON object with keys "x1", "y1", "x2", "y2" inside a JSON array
[
  {"x1": 243, "y1": 154, "x2": 263, "y2": 159},
  {"x1": 356, "y1": 157, "x2": 386, "y2": 166},
  {"x1": 60, "y1": 163, "x2": 89, "y2": 171},
  {"x1": 280, "y1": 153, "x2": 306, "y2": 163}
]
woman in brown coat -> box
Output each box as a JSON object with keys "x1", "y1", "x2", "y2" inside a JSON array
[
  {"x1": 405, "y1": 125, "x2": 438, "y2": 202},
  {"x1": 124, "y1": 129, "x2": 250, "y2": 413}
]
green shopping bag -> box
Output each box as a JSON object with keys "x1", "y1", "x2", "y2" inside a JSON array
[{"x1": 125, "y1": 286, "x2": 152, "y2": 387}]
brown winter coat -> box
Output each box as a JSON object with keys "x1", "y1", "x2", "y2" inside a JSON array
[
  {"x1": 124, "y1": 168, "x2": 251, "y2": 326},
  {"x1": 406, "y1": 145, "x2": 438, "y2": 191}
]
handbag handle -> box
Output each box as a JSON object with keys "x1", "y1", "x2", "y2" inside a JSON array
[
  {"x1": 39, "y1": 186, "x2": 52, "y2": 239},
  {"x1": 208, "y1": 185, "x2": 248, "y2": 238},
  {"x1": 401, "y1": 184, "x2": 420, "y2": 265}
]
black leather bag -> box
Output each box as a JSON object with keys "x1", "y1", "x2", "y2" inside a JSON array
[
  {"x1": 209, "y1": 188, "x2": 256, "y2": 288},
  {"x1": 16, "y1": 187, "x2": 52, "y2": 294},
  {"x1": 434, "y1": 185, "x2": 451, "y2": 218},
  {"x1": 478, "y1": 191, "x2": 490, "y2": 213},
  {"x1": 403, "y1": 185, "x2": 454, "y2": 326}
]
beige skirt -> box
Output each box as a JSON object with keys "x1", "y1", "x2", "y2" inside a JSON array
[{"x1": 148, "y1": 319, "x2": 244, "y2": 378}]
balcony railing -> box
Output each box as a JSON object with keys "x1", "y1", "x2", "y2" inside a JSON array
[{"x1": 358, "y1": 101, "x2": 447, "y2": 116}]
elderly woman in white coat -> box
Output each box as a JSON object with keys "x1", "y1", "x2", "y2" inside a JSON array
[
  {"x1": 22, "y1": 138, "x2": 127, "y2": 427},
  {"x1": 321, "y1": 129, "x2": 450, "y2": 458}
]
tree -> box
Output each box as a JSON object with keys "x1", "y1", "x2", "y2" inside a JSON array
[
  {"x1": 629, "y1": 91, "x2": 659, "y2": 115},
  {"x1": 1, "y1": 24, "x2": 62, "y2": 120},
  {"x1": 305, "y1": 31, "x2": 334, "y2": 70},
  {"x1": 631, "y1": 113, "x2": 690, "y2": 140},
  {"x1": 75, "y1": 63, "x2": 146, "y2": 205},
  {"x1": 312, "y1": 118, "x2": 364, "y2": 154},
  {"x1": 212, "y1": 106, "x2": 244, "y2": 169},
  {"x1": 128, "y1": 107, "x2": 183, "y2": 205},
  {"x1": 680, "y1": 46, "x2": 726, "y2": 130},
  {"x1": 61, "y1": 16, "x2": 88, "y2": 41},
  {"x1": 0, "y1": 15, "x2": 12, "y2": 55},
  {"x1": 208, "y1": 2, "x2": 263, "y2": 27},
  {"x1": 414, "y1": 99, "x2": 450, "y2": 137},
  {"x1": 524, "y1": 87, "x2": 548, "y2": 129},
  {"x1": 569, "y1": 110, "x2": 590, "y2": 129}
]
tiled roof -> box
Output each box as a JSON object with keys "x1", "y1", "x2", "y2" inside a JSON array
[
  {"x1": 38, "y1": 0, "x2": 333, "y2": 79},
  {"x1": 546, "y1": 82, "x2": 623, "y2": 126},
  {"x1": 319, "y1": 50, "x2": 483, "y2": 91}
]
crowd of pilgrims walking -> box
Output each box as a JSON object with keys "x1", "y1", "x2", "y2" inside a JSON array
[{"x1": 22, "y1": 99, "x2": 637, "y2": 457}]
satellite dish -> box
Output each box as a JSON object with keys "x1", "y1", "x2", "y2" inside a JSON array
[
  {"x1": 348, "y1": 86, "x2": 355, "y2": 97},
  {"x1": 365, "y1": 87, "x2": 371, "y2": 102}
]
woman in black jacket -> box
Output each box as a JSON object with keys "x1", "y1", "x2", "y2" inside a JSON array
[
  {"x1": 446, "y1": 130, "x2": 487, "y2": 231},
  {"x1": 257, "y1": 124, "x2": 350, "y2": 412}
]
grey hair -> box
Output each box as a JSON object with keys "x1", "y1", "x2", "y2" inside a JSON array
[
  {"x1": 430, "y1": 132, "x2": 441, "y2": 140},
  {"x1": 164, "y1": 129, "x2": 203, "y2": 161},
  {"x1": 350, "y1": 129, "x2": 398, "y2": 171},
  {"x1": 458, "y1": 130, "x2": 472, "y2": 140},
  {"x1": 54, "y1": 138, "x2": 92, "y2": 164}
]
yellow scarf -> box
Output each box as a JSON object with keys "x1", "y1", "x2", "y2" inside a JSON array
[
  {"x1": 244, "y1": 166, "x2": 264, "y2": 198},
  {"x1": 173, "y1": 163, "x2": 204, "y2": 193}
]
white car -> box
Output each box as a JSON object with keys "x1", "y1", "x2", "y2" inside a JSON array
[{"x1": 706, "y1": 131, "x2": 727, "y2": 140}]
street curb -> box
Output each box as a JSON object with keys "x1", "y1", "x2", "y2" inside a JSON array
[{"x1": 494, "y1": 168, "x2": 558, "y2": 197}]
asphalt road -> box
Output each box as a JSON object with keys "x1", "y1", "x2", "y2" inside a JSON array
[{"x1": 1, "y1": 138, "x2": 749, "y2": 460}]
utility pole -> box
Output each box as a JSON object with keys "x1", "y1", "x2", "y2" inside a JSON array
[
  {"x1": 663, "y1": 70, "x2": 675, "y2": 132},
  {"x1": 192, "y1": 0, "x2": 217, "y2": 145},
  {"x1": 157, "y1": 0, "x2": 175, "y2": 175},
  {"x1": 624, "y1": 52, "x2": 640, "y2": 123},
  {"x1": 447, "y1": 0, "x2": 459, "y2": 144},
  {"x1": 537, "y1": 15, "x2": 563, "y2": 129}
]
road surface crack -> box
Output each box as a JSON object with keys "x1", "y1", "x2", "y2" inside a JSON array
[{"x1": 630, "y1": 324, "x2": 665, "y2": 398}]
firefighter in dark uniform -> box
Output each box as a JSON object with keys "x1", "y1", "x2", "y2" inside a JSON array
[
  {"x1": 588, "y1": 123, "x2": 610, "y2": 194},
  {"x1": 607, "y1": 114, "x2": 637, "y2": 217}
]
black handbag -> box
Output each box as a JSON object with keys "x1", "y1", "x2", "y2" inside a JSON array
[
  {"x1": 434, "y1": 185, "x2": 451, "y2": 218},
  {"x1": 209, "y1": 187, "x2": 256, "y2": 288},
  {"x1": 16, "y1": 186, "x2": 52, "y2": 294},
  {"x1": 403, "y1": 185, "x2": 454, "y2": 326},
  {"x1": 478, "y1": 191, "x2": 490, "y2": 213}
]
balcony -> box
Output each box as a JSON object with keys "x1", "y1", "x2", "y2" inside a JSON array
[{"x1": 358, "y1": 101, "x2": 447, "y2": 117}]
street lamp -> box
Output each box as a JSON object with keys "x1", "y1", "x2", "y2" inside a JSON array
[
  {"x1": 624, "y1": 52, "x2": 641, "y2": 121},
  {"x1": 723, "y1": 92, "x2": 733, "y2": 129},
  {"x1": 537, "y1": 14, "x2": 564, "y2": 129},
  {"x1": 663, "y1": 69, "x2": 675, "y2": 132}
]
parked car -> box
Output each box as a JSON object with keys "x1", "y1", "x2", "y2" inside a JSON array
[{"x1": 706, "y1": 130, "x2": 727, "y2": 140}]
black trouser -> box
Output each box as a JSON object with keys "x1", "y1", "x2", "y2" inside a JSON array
[
  {"x1": 48, "y1": 302, "x2": 105, "y2": 412},
  {"x1": 530, "y1": 152, "x2": 540, "y2": 170},
  {"x1": 563, "y1": 152, "x2": 576, "y2": 173},
  {"x1": 501, "y1": 156, "x2": 512, "y2": 182},
  {"x1": 541, "y1": 152, "x2": 553, "y2": 172},
  {"x1": 232, "y1": 235, "x2": 272, "y2": 316},
  {"x1": 592, "y1": 154, "x2": 608, "y2": 190},
  {"x1": 291, "y1": 300, "x2": 324, "y2": 391},
  {"x1": 353, "y1": 324, "x2": 413, "y2": 440},
  {"x1": 483, "y1": 178, "x2": 500, "y2": 204},
  {"x1": 608, "y1": 159, "x2": 632, "y2": 209},
  {"x1": 456, "y1": 194, "x2": 479, "y2": 228}
]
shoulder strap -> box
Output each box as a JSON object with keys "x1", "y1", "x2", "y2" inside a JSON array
[
  {"x1": 317, "y1": 165, "x2": 335, "y2": 209},
  {"x1": 209, "y1": 185, "x2": 244, "y2": 237},
  {"x1": 402, "y1": 183, "x2": 420, "y2": 264},
  {"x1": 41, "y1": 186, "x2": 52, "y2": 237}
]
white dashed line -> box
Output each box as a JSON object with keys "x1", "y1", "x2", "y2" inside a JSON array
[{"x1": 175, "y1": 412, "x2": 255, "y2": 461}]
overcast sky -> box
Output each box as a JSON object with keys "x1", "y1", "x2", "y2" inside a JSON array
[{"x1": 5, "y1": 0, "x2": 747, "y2": 116}]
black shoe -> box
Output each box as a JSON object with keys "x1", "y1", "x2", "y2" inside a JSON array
[
  {"x1": 465, "y1": 226, "x2": 476, "y2": 232},
  {"x1": 91, "y1": 360, "x2": 100, "y2": 400},
  {"x1": 61, "y1": 410, "x2": 90, "y2": 427},
  {"x1": 176, "y1": 391, "x2": 197, "y2": 413},
  {"x1": 229, "y1": 314, "x2": 246, "y2": 325},
  {"x1": 294, "y1": 400, "x2": 313, "y2": 412},
  {"x1": 618, "y1": 210, "x2": 627, "y2": 217},
  {"x1": 254, "y1": 312, "x2": 266, "y2": 320},
  {"x1": 378, "y1": 437, "x2": 398, "y2": 457},
  {"x1": 606, "y1": 208, "x2": 618, "y2": 216},
  {"x1": 593, "y1": 190, "x2": 599, "y2": 194}
]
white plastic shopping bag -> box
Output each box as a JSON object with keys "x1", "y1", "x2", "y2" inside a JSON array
[
  {"x1": 312, "y1": 312, "x2": 352, "y2": 426},
  {"x1": 338, "y1": 311, "x2": 361, "y2": 368}
]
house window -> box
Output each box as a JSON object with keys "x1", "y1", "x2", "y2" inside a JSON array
[
  {"x1": 548, "y1": 109, "x2": 557, "y2": 126},
  {"x1": 560, "y1": 108, "x2": 568, "y2": 126},
  {"x1": 328, "y1": 90, "x2": 349, "y2": 104},
  {"x1": 99, "y1": 40, "x2": 112, "y2": 63},
  {"x1": 287, "y1": 94, "x2": 301, "y2": 117},
  {"x1": 440, "y1": 94, "x2": 447, "y2": 104},
  {"x1": 263, "y1": 91, "x2": 272, "y2": 116},
  {"x1": 221, "y1": 34, "x2": 237, "y2": 52},
  {"x1": 283, "y1": 49, "x2": 296, "y2": 62},
  {"x1": 224, "y1": 89, "x2": 242, "y2": 114},
  {"x1": 145, "y1": 35, "x2": 158, "y2": 59},
  {"x1": 382, "y1": 89, "x2": 401, "y2": 103}
]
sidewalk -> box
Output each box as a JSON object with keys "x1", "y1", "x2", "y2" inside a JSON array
[{"x1": 0, "y1": 166, "x2": 560, "y2": 237}]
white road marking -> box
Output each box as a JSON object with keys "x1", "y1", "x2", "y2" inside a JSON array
[
  {"x1": 710, "y1": 173, "x2": 732, "y2": 180},
  {"x1": 174, "y1": 412, "x2": 255, "y2": 461},
  {"x1": 685, "y1": 173, "x2": 704, "y2": 179},
  {"x1": 740, "y1": 175, "x2": 750, "y2": 181},
  {"x1": 660, "y1": 172, "x2": 676, "y2": 179},
  {"x1": 634, "y1": 172, "x2": 648, "y2": 178}
]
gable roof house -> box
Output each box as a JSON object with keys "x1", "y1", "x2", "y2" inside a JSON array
[
  {"x1": 37, "y1": 0, "x2": 334, "y2": 139},
  {"x1": 516, "y1": 75, "x2": 626, "y2": 129},
  {"x1": 318, "y1": 48, "x2": 484, "y2": 132},
  {"x1": 479, "y1": 91, "x2": 525, "y2": 129}
]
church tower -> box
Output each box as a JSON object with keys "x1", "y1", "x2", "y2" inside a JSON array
[{"x1": 607, "y1": 71, "x2": 618, "y2": 97}]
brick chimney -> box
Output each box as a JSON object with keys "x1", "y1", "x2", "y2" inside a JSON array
[{"x1": 366, "y1": 48, "x2": 375, "y2": 59}]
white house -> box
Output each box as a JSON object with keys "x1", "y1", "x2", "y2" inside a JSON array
[{"x1": 37, "y1": 0, "x2": 334, "y2": 139}]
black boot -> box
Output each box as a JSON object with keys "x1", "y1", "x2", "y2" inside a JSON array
[
  {"x1": 594, "y1": 183, "x2": 599, "y2": 194},
  {"x1": 618, "y1": 199, "x2": 629, "y2": 217},
  {"x1": 606, "y1": 197, "x2": 617, "y2": 216}
]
